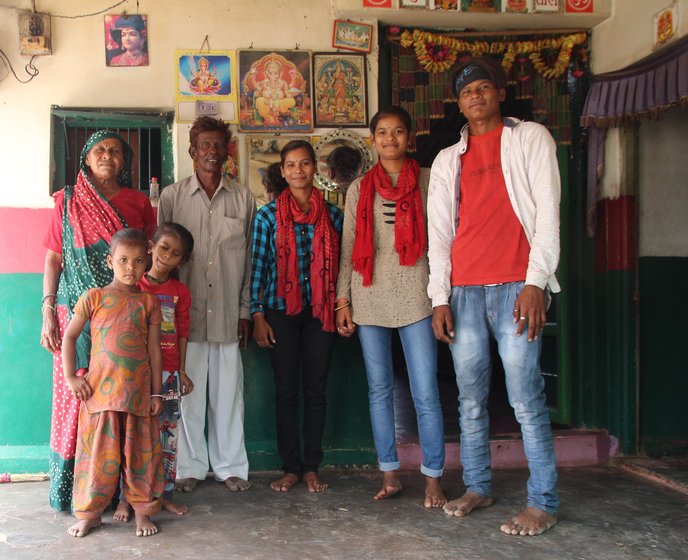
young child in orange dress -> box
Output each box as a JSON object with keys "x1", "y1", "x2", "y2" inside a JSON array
[
  {"x1": 113, "y1": 222, "x2": 194, "y2": 521},
  {"x1": 62, "y1": 228, "x2": 164, "y2": 538}
]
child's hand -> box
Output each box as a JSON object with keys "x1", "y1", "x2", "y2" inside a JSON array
[
  {"x1": 66, "y1": 376, "x2": 93, "y2": 401},
  {"x1": 150, "y1": 396, "x2": 163, "y2": 416},
  {"x1": 180, "y1": 372, "x2": 194, "y2": 396}
]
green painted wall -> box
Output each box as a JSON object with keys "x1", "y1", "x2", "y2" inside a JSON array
[
  {"x1": 639, "y1": 257, "x2": 688, "y2": 456},
  {"x1": 0, "y1": 273, "x2": 374, "y2": 473}
]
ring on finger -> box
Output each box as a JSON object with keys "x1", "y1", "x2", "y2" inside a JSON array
[{"x1": 519, "y1": 316, "x2": 526, "y2": 321}]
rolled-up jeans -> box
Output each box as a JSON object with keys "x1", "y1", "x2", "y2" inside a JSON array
[
  {"x1": 448, "y1": 282, "x2": 559, "y2": 515},
  {"x1": 358, "y1": 316, "x2": 445, "y2": 478}
]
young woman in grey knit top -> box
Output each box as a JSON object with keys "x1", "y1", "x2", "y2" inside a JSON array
[{"x1": 335, "y1": 106, "x2": 446, "y2": 508}]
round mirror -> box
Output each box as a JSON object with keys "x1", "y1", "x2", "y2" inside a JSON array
[{"x1": 314, "y1": 129, "x2": 374, "y2": 193}]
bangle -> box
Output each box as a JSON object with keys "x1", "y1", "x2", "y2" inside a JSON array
[
  {"x1": 42, "y1": 303, "x2": 56, "y2": 314},
  {"x1": 150, "y1": 394, "x2": 164, "y2": 399},
  {"x1": 334, "y1": 302, "x2": 350, "y2": 312},
  {"x1": 42, "y1": 294, "x2": 56, "y2": 303},
  {"x1": 178, "y1": 370, "x2": 186, "y2": 375}
]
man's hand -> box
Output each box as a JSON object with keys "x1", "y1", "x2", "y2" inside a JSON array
[
  {"x1": 252, "y1": 313, "x2": 276, "y2": 349},
  {"x1": 431, "y1": 305, "x2": 455, "y2": 344},
  {"x1": 237, "y1": 318, "x2": 251, "y2": 349},
  {"x1": 513, "y1": 285, "x2": 546, "y2": 342}
]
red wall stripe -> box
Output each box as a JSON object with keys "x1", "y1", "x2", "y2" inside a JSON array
[
  {"x1": 595, "y1": 195, "x2": 637, "y2": 273},
  {"x1": 0, "y1": 208, "x2": 52, "y2": 274}
]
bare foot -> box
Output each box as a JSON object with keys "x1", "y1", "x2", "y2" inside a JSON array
[
  {"x1": 424, "y1": 476, "x2": 447, "y2": 509},
  {"x1": 113, "y1": 500, "x2": 131, "y2": 522},
  {"x1": 67, "y1": 518, "x2": 102, "y2": 538},
  {"x1": 443, "y1": 491, "x2": 495, "y2": 517},
  {"x1": 224, "y1": 476, "x2": 251, "y2": 492},
  {"x1": 270, "y1": 473, "x2": 300, "y2": 493},
  {"x1": 162, "y1": 498, "x2": 188, "y2": 516},
  {"x1": 174, "y1": 478, "x2": 199, "y2": 493},
  {"x1": 373, "y1": 471, "x2": 402, "y2": 500},
  {"x1": 135, "y1": 511, "x2": 158, "y2": 537},
  {"x1": 500, "y1": 506, "x2": 558, "y2": 536},
  {"x1": 303, "y1": 471, "x2": 328, "y2": 493}
]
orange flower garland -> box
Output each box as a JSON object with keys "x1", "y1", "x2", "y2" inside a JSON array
[{"x1": 399, "y1": 29, "x2": 587, "y2": 79}]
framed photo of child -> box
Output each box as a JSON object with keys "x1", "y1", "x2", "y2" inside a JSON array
[{"x1": 313, "y1": 53, "x2": 368, "y2": 128}]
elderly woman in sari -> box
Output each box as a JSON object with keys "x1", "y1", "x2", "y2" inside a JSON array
[{"x1": 40, "y1": 131, "x2": 156, "y2": 511}]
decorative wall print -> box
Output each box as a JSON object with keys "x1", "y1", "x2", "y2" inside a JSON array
[
  {"x1": 654, "y1": 4, "x2": 679, "y2": 48},
  {"x1": 363, "y1": 0, "x2": 393, "y2": 6},
  {"x1": 313, "y1": 53, "x2": 368, "y2": 128},
  {"x1": 105, "y1": 14, "x2": 148, "y2": 67},
  {"x1": 502, "y1": 0, "x2": 532, "y2": 12},
  {"x1": 175, "y1": 50, "x2": 238, "y2": 123},
  {"x1": 565, "y1": 0, "x2": 593, "y2": 13},
  {"x1": 401, "y1": 0, "x2": 428, "y2": 7},
  {"x1": 332, "y1": 20, "x2": 374, "y2": 53},
  {"x1": 431, "y1": 0, "x2": 459, "y2": 10},
  {"x1": 461, "y1": 0, "x2": 499, "y2": 12},
  {"x1": 533, "y1": 0, "x2": 561, "y2": 12},
  {"x1": 247, "y1": 136, "x2": 310, "y2": 206},
  {"x1": 238, "y1": 50, "x2": 313, "y2": 133},
  {"x1": 222, "y1": 137, "x2": 239, "y2": 182}
]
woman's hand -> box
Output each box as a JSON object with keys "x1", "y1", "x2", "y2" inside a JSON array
[
  {"x1": 41, "y1": 307, "x2": 61, "y2": 353},
  {"x1": 252, "y1": 313, "x2": 276, "y2": 348},
  {"x1": 66, "y1": 376, "x2": 93, "y2": 401},
  {"x1": 179, "y1": 372, "x2": 194, "y2": 396},
  {"x1": 336, "y1": 306, "x2": 356, "y2": 338}
]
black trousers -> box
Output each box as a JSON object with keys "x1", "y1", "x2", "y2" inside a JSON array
[{"x1": 266, "y1": 306, "x2": 336, "y2": 476}]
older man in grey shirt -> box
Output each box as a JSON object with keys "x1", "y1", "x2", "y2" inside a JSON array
[{"x1": 158, "y1": 117, "x2": 255, "y2": 492}]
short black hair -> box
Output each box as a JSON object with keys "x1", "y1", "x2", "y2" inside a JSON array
[
  {"x1": 369, "y1": 105, "x2": 412, "y2": 135},
  {"x1": 450, "y1": 56, "x2": 508, "y2": 97},
  {"x1": 189, "y1": 116, "x2": 231, "y2": 148},
  {"x1": 326, "y1": 146, "x2": 363, "y2": 184},
  {"x1": 110, "y1": 228, "x2": 148, "y2": 254}
]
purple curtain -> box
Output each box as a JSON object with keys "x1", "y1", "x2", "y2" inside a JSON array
[{"x1": 581, "y1": 36, "x2": 688, "y2": 235}]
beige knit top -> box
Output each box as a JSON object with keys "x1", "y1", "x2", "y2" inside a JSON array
[{"x1": 336, "y1": 168, "x2": 433, "y2": 328}]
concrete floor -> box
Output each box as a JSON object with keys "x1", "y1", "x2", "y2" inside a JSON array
[{"x1": 1, "y1": 466, "x2": 687, "y2": 560}]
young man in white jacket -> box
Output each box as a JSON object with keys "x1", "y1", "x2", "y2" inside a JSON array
[{"x1": 427, "y1": 56, "x2": 560, "y2": 536}]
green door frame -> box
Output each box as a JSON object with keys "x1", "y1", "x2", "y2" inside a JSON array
[{"x1": 50, "y1": 106, "x2": 174, "y2": 195}]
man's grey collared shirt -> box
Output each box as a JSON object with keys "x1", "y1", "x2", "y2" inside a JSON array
[{"x1": 158, "y1": 174, "x2": 256, "y2": 343}]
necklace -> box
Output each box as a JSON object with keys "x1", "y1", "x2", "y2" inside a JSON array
[{"x1": 145, "y1": 272, "x2": 167, "y2": 284}]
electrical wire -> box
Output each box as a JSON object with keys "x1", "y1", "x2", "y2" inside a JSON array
[
  {"x1": 49, "y1": 0, "x2": 127, "y2": 19},
  {"x1": 0, "y1": 48, "x2": 39, "y2": 83}
]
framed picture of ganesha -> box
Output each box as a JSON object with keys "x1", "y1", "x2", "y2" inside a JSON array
[
  {"x1": 313, "y1": 53, "x2": 368, "y2": 128},
  {"x1": 238, "y1": 49, "x2": 313, "y2": 133}
]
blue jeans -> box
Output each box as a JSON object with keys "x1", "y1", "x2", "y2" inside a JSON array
[
  {"x1": 358, "y1": 316, "x2": 445, "y2": 478},
  {"x1": 448, "y1": 282, "x2": 559, "y2": 515}
]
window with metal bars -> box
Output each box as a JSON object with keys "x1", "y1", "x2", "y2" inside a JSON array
[{"x1": 50, "y1": 106, "x2": 174, "y2": 195}]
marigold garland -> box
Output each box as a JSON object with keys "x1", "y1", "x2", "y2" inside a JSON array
[{"x1": 400, "y1": 29, "x2": 587, "y2": 78}]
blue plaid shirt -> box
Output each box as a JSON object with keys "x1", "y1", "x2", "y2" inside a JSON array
[{"x1": 250, "y1": 199, "x2": 344, "y2": 315}]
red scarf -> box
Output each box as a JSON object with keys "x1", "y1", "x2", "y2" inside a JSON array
[
  {"x1": 352, "y1": 159, "x2": 426, "y2": 286},
  {"x1": 275, "y1": 188, "x2": 339, "y2": 332}
]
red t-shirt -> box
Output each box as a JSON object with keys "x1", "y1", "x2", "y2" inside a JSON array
[
  {"x1": 43, "y1": 187, "x2": 156, "y2": 253},
  {"x1": 451, "y1": 124, "x2": 530, "y2": 286},
  {"x1": 137, "y1": 275, "x2": 192, "y2": 373}
]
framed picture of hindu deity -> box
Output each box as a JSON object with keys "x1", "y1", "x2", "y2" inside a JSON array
[
  {"x1": 246, "y1": 135, "x2": 311, "y2": 206},
  {"x1": 104, "y1": 14, "x2": 149, "y2": 67},
  {"x1": 238, "y1": 50, "x2": 313, "y2": 133},
  {"x1": 175, "y1": 50, "x2": 238, "y2": 123},
  {"x1": 332, "y1": 20, "x2": 374, "y2": 54},
  {"x1": 313, "y1": 53, "x2": 368, "y2": 128}
]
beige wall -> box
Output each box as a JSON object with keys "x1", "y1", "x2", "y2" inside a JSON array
[
  {"x1": 0, "y1": 0, "x2": 376, "y2": 208},
  {"x1": 591, "y1": 0, "x2": 688, "y2": 74}
]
